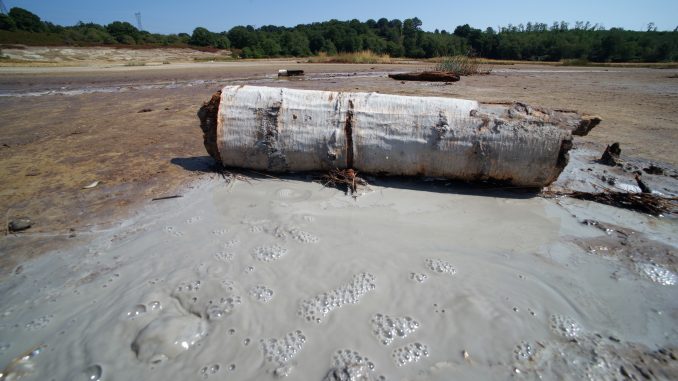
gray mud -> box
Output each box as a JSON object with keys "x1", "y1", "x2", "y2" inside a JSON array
[{"x1": 0, "y1": 177, "x2": 676, "y2": 380}]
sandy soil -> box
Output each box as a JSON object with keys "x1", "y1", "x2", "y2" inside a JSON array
[
  {"x1": 0, "y1": 46, "x2": 233, "y2": 66},
  {"x1": 0, "y1": 60, "x2": 677, "y2": 271}
]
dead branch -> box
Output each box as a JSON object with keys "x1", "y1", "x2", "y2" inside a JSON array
[{"x1": 544, "y1": 190, "x2": 677, "y2": 216}]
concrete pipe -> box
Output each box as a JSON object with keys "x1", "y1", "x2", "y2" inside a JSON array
[{"x1": 198, "y1": 85, "x2": 600, "y2": 187}]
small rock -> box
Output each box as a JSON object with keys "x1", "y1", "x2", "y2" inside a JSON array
[
  {"x1": 599, "y1": 142, "x2": 621, "y2": 166},
  {"x1": 8, "y1": 217, "x2": 32, "y2": 232},
  {"x1": 138, "y1": 108, "x2": 153, "y2": 113}
]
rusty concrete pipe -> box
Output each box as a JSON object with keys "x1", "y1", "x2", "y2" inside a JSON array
[{"x1": 199, "y1": 85, "x2": 600, "y2": 187}]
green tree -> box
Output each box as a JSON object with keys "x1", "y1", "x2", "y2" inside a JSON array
[
  {"x1": 8, "y1": 7, "x2": 45, "y2": 32},
  {"x1": 0, "y1": 14, "x2": 17, "y2": 31},
  {"x1": 189, "y1": 27, "x2": 214, "y2": 46},
  {"x1": 106, "y1": 21, "x2": 139, "y2": 44},
  {"x1": 228, "y1": 26, "x2": 258, "y2": 49},
  {"x1": 280, "y1": 31, "x2": 310, "y2": 56},
  {"x1": 260, "y1": 38, "x2": 281, "y2": 56}
]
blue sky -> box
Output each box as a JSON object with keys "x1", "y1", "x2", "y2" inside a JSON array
[{"x1": 4, "y1": 0, "x2": 676, "y2": 34}]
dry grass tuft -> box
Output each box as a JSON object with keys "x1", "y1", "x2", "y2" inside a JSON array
[{"x1": 434, "y1": 54, "x2": 489, "y2": 75}]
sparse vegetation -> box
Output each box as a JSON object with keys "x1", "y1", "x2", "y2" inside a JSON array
[
  {"x1": 434, "y1": 54, "x2": 488, "y2": 75},
  {"x1": 193, "y1": 56, "x2": 235, "y2": 62},
  {"x1": 124, "y1": 61, "x2": 146, "y2": 66}
]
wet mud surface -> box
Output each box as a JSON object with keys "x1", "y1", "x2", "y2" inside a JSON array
[{"x1": 1, "y1": 61, "x2": 677, "y2": 270}]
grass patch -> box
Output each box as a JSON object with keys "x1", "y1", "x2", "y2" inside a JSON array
[
  {"x1": 561, "y1": 58, "x2": 591, "y2": 66},
  {"x1": 124, "y1": 61, "x2": 146, "y2": 66},
  {"x1": 309, "y1": 50, "x2": 392, "y2": 64},
  {"x1": 434, "y1": 55, "x2": 489, "y2": 75}
]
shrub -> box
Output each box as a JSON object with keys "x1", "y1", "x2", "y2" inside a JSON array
[{"x1": 434, "y1": 54, "x2": 487, "y2": 75}]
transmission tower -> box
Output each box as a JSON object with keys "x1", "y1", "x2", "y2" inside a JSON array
[
  {"x1": 134, "y1": 12, "x2": 143, "y2": 31},
  {"x1": 0, "y1": 0, "x2": 9, "y2": 15}
]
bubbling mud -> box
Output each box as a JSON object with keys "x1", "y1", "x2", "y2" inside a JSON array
[
  {"x1": 298, "y1": 273, "x2": 377, "y2": 324},
  {"x1": 370, "y1": 314, "x2": 420, "y2": 346},
  {"x1": 392, "y1": 342, "x2": 429, "y2": 367},
  {"x1": 260, "y1": 330, "x2": 307, "y2": 365},
  {"x1": 0, "y1": 178, "x2": 676, "y2": 381},
  {"x1": 131, "y1": 315, "x2": 208, "y2": 364}
]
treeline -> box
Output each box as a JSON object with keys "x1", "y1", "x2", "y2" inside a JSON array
[{"x1": 1, "y1": 7, "x2": 677, "y2": 62}]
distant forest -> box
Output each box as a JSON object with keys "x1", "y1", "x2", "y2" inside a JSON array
[{"x1": 1, "y1": 7, "x2": 677, "y2": 62}]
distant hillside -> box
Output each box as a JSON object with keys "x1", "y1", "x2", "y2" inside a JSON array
[{"x1": 1, "y1": 7, "x2": 677, "y2": 62}]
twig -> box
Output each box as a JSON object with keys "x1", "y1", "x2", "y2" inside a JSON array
[
  {"x1": 243, "y1": 169, "x2": 281, "y2": 180},
  {"x1": 151, "y1": 195, "x2": 183, "y2": 201}
]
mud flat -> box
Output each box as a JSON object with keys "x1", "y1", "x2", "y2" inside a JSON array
[
  {"x1": 1, "y1": 175, "x2": 676, "y2": 380},
  {"x1": 0, "y1": 60, "x2": 677, "y2": 380}
]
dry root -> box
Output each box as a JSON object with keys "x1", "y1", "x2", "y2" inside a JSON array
[{"x1": 322, "y1": 168, "x2": 367, "y2": 195}]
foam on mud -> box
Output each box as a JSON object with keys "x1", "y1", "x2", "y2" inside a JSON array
[
  {"x1": 549, "y1": 314, "x2": 582, "y2": 339},
  {"x1": 261, "y1": 330, "x2": 307, "y2": 365},
  {"x1": 248, "y1": 285, "x2": 274, "y2": 303},
  {"x1": 513, "y1": 341, "x2": 535, "y2": 361},
  {"x1": 298, "y1": 273, "x2": 376, "y2": 324},
  {"x1": 424, "y1": 259, "x2": 456, "y2": 275},
  {"x1": 370, "y1": 314, "x2": 420, "y2": 346},
  {"x1": 325, "y1": 349, "x2": 385, "y2": 381},
  {"x1": 288, "y1": 228, "x2": 319, "y2": 244},
  {"x1": 171, "y1": 279, "x2": 242, "y2": 320},
  {"x1": 252, "y1": 245, "x2": 288, "y2": 262},
  {"x1": 391, "y1": 342, "x2": 429, "y2": 366}
]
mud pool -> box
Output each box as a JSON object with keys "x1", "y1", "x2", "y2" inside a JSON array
[{"x1": 0, "y1": 177, "x2": 676, "y2": 380}]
